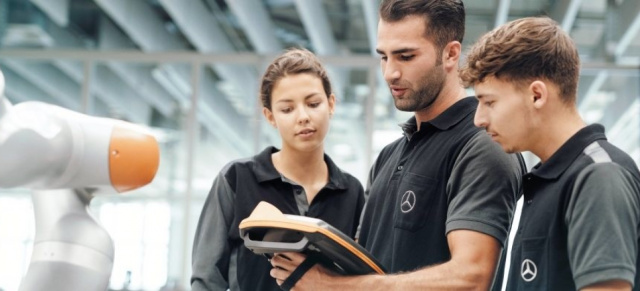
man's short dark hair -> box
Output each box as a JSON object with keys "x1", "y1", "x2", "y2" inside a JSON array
[
  {"x1": 460, "y1": 17, "x2": 580, "y2": 104},
  {"x1": 379, "y1": 0, "x2": 465, "y2": 50}
]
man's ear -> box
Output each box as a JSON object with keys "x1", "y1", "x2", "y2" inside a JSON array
[
  {"x1": 442, "y1": 41, "x2": 462, "y2": 70},
  {"x1": 263, "y1": 107, "x2": 277, "y2": 128},
  {"x1": 529, "y1": 80, "x2": 548, "y2": 109}
]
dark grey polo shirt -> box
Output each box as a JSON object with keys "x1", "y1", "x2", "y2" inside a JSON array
[
  {"x1": 358, "y1": 97, "x2": 523, "y2": 275},
  {"x1": 507, "y1": 124, "x2": 640, "y2": 290},
  {"x1": 191, "y1": 146, "x2": 365, "y2": 291}
]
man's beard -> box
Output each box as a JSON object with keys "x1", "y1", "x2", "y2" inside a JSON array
[{"x1": 393, "y1": 64, "x2": 446, "y2": 112}]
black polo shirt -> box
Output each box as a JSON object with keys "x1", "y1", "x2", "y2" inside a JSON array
[
  {"x1": 359, "y1": 97, "x2": 523, "y2": 273},
  {"x1": 191, "y1": 146, "x2": 365, "y2": 291},
  {"x1": 507, "y1": 124, "x2": 640, "y2": 290}
]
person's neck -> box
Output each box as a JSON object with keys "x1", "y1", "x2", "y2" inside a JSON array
[
  {"x1": 272, "y1": 146, "x2": 327, "y2": 185},
  {"x1": 414, "y1": 80, "x2": 467, "y2": 131},
  {"x1": 530, "y1": 110, "x2": 586, "y2": 163}
]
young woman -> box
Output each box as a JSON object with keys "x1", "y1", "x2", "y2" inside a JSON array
[{"x1": 191, "y1": 48, "x2": 365, "y2": 291}]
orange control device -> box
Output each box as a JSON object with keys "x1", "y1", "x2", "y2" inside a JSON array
[{"x1": 239, "y1": 202, "x2": 386, "y2": 276}]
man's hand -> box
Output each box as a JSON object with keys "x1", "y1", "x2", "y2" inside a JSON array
[{"x1": 269, "y1": 252, "x2": 336, "y2": 290}]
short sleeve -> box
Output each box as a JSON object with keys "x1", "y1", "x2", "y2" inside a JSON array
[
  {"x1": 566, "y1": 163, "x2": 640, "y2": 289},
  {"x1": 446, "y1": 131, "x2": 523, "y2": 245}
]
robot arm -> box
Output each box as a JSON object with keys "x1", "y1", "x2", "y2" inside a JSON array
[
  {"x1": 0, "y1": 71, "x2": 159, "y2": 192},
  {"x1": 0, "y1": 70, "x2": 161, "y2": 291}
]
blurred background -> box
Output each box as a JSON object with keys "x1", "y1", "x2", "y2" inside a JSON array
[{"x1": 0, "y1": 0, "x2": 638, "y2": 290}]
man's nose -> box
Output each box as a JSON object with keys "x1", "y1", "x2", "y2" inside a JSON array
[
  {"x1": 474, "y1": 109, "x2": 488, "y2": 128},
  {"x1": 382, "y1": 61, "x2": 401, "y2": 84}
]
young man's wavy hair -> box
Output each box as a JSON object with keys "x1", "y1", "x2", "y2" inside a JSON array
[
  {"x1": 379, "y1": 0, "x2": 465, "y2": 57},
  {"x1": 259, "y1": 48, "x2": 332, "y2": 110},
  {"x1": 460, "y1": 17, "x2": 580, "y2": 104}
]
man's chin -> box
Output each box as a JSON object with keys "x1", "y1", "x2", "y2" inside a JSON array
[
  {"x1": 393, "y1": 100, "x2": 418, "y2": 112},
  {"x1": 501, "y1": 145, "x2": 517, "y2": 154}
]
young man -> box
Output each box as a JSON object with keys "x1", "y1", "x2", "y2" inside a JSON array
[
  {"x1": 460, "y1": 17, "x2": 640, "y2": 290},
  {"x1": 269, "y1": 1, "x2": 524, "y2": 289}
]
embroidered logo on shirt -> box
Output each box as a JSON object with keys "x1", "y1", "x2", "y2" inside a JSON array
[
  {"x1": 400, "y1": 190, "x2": 416, "y2": 213},
  {"x1": 521, "y1": 259, "x2": 537, "y2": 282}
]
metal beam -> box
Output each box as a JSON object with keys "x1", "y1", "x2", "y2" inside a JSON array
[
  {"x1": 223, "y1": 0, "x2": 285, "y2": 147},
  {"x1": 550, "y1": 0, "x2": 583, "y2": 32},
  {"x1": 1, "y1": 60, "x2": 79, "y2": 110},
  {"x1": 1, "y1": 67, "x2": 57, "y2": 105},
  {"x1": 43, "y1": 18, "x2": 154, "y2": 122},
  {"x1": 93, "y1": 0, "x2": 184, "y2": 51},
  {"x1": 598, "y1": 73, "x2": 639, "y2": 130},
  {"x1": 93, "y1": 0, "x2": 253, "y2": 154},
  {"x1": 157, "y1": 0, "x2": 258, "y2": 107},
  {"x1": 0, "y1": 68, "x2": 5, "y2": 115},
  {"x1": 93, "y1": 65, "x2": 151, "y2": 124},
  {"x1": 294, "y1": 0, "x2": 345, "y2": 96},
  {"x1": 96, "y1": 0, "x2": 255, "y2": 113},
  {"x1": 578, "y1": 71, "x2": 610, "y2": 112},
  {"x1": 80, "y1": 60, "x2": 93, "y2": 114},
  {"x1": 612, "y1": 0, "x2": 640, "y2": 57},
  {"x1": 3, "y1": 48, "x2": 637, "y2": 70},
  {"x1": 29, "y1": 0, "x2": 69, "y2": 27},
  {"x1": 225, "y1": 0, "x2": 283, "y2": 54},
  {"x1": 577, "y1": 71, "x2": 610, "y2": 123},
  {"x1": 494, "y1": 0, "x2": 511, "y2": 28},
  {"x1": 180, "y1": 61, "x2": 199, "y2": 288},
  {"x1": 594, "y1": 0, "x2": 640, "y2": 61},
  {"x1": 294, "y1": 0, "x2": 338, "y2": 54},
  {"x1": 0, "y1": 49, "x2": 384, "y2": 67},
  {"x1": 365, "y1": 66, "x2": 377, "y2": 169},
  {"x1": 98, "y1": 17, "x2": 176, "y2": 117},
  {"x1": 362, "y1": 0, "x2": 380, "y2": 56},
  {"x1": 608, "y1": 99, "x2": 639, "y2": 150}
]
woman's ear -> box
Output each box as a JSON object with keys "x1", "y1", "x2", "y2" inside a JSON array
[
  {"x1": 262, "y1": 107, "x2": 277, "y2": 128},
  {"x1": 328, "y1": 93, "x2": 336, "y2": 117}
]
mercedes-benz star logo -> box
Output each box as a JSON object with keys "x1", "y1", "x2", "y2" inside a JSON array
[
  {"x1": 400, "y1": 190, "x2": 416, "y2": 213},
  {"x1": 521, "y1": 259, "x2": 537, "y2": 282}
]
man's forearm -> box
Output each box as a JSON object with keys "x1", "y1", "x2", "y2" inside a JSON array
[{"x1": 330, "y1": 260, "x2": 493, "y2": 291}]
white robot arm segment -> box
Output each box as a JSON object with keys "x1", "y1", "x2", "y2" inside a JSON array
[
  {"x1": 0, "y1": 101, "x2": 159, "y2": 192},
  {"x1": 0, "y1": 69, "x2": 161, "y2": 291}
]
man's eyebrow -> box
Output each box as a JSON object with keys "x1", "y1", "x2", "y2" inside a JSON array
[
  {"x1": 476, "y1": 93, "x2": 496, "y2": 100},
  {"x1": 376, "y1": 48, "x2": 419, "y2": 55}
]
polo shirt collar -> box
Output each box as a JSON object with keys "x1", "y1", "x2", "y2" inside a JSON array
[
  {"x1": 253, "y1": 146, "x2": 348, "y2": 190},
  {"x1": 400, "y1": 97, "x2": 477, "y2": 138},
  {"x1": 530, "y1": 124, "x2": 607, "y2": 180}
]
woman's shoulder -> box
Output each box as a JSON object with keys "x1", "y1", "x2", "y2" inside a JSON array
[
  {"x1": 219, "y1": 156, "x2": 256, "y2": 175},
  {"x1": 218, "y1": 147, "x2": 279, "y2": 184},
  {"x1": 327, "y1": 163, "x2": 364, "y2": 193}
]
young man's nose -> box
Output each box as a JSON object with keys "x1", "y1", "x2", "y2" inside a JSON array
[{"x1": 474, "y1": 110, "x2": 488, "y2": 128}]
